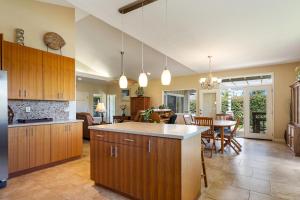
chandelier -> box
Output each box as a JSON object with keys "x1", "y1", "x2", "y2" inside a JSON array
[{"x1": 199, "y1": 56, "x2": 221, "y2": 89}]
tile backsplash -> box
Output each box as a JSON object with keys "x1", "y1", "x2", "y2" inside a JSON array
[{"x1": 8, "y1": 100, "x2": 70, "y2": 122}]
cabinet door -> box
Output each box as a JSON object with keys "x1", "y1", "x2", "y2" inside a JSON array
[
  {"x1": 143, "y1": 137, "x2": 181, "y2": 200},
  {"x1": 51, "y1": 124, "x2": 68, "y2": 162},
  {"x1": 43, "y1": 52, "x2": 61, "y2": 100},
  {"x1": 22, "y1": 46, "x2": 43, "y2": 100},
  {"x1": 61, "y1": 56, "x2": 75, "y2": 101},
  {"x1": 115, "y1": 144, "x2": 143, "y2": 199},
  {"x1": 67, "y1": 123, "x2": 83, "y2": 158},
  {"x1": 2, "y1": 42, "x2": 22, "y2": 99},
  {"x1": 29, "y1": 125, "x2": 51, "y2": 168},
  {"x1": 91, "y1": 139, "x2": 115, "y2": 189},
  {"x1": 8, "y1": 127, "x2": 29, "y2": 173}
]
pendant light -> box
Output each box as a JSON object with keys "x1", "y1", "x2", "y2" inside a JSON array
[
  {"x1": 161, "y1": 0, "x2": 171, "y2": 85},
  {"x1": 138, "y1": 3, "x2": 148, "y2": 87},
  {"x1": 119, "y1": 12, "x2": 128, "y2": 89}
]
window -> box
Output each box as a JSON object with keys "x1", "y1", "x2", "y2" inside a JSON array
[{"x1": 163, "y1": 90, "x2": 196, "y2": 114}]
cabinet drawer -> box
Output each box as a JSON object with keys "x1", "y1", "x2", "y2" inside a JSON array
[{"x1": 91, "y1": 130, "x2": 148, "y2": 148}]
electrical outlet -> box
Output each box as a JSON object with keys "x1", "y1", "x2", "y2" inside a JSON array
[{"x1": 25, "y1": 107, "x2": 31, "y2": 113}]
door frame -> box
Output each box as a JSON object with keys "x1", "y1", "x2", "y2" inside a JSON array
[{"x1": 199, "y1": 89, "x2": 221, "y2": 116}]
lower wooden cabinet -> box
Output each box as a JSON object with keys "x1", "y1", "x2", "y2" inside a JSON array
[
  {"x1": 8, "y1": 125, "x2": 50, "y2": 173},
  {"x1": 287, "y1": 124, "x2": 300, "y2": 156},
  {"x1": 90, "y1": 130, "x2": 182, "y2": 200},
  {"x1": 8, "y1": 122, "x2": 83, "y2": 175}
]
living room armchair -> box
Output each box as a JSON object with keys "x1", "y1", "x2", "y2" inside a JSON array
[{"x1": 76, "y1": 112, "x2": 100, "y2": 139}]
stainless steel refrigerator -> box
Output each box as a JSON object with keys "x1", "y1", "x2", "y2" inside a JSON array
[{"x1": 0, "y1": 70, "x2": 8, "y2": 188}]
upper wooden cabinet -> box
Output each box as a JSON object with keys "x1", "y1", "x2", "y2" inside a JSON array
[
  {"x1": 2, "y1": 41, "x2": 43, "y2": 100},
  {"x1": 1, "y1": 41, "x2": 75, "y2": 101},
  {"x1": 43, "y1": 52, "x2": 75, "y2": 101},
  {"x1": 130, "y1": 97, "x2": 151, "y2": 118}
]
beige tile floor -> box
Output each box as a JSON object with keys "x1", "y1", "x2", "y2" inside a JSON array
[{"x1": 1, "y1": 139, "x2": 300, "y2": 200}]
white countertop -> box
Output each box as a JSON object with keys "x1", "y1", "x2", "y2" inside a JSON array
[
  {"x1": 89, "y1": 122, "x2": 209, "y2": 140},
  {"x1": 8, "y1": 119, "x2": 83, "y2": 128}
]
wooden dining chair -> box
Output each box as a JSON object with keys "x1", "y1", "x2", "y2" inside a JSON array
[
  {"x1": 183, "y1": 114, "x2": 193, "y2": 125},
  {"x1": 216, "y1": 113, "x2": 230, "y2": 120},
  {"x1": 217, "y1": 118, "x2": 241, "y2": 154},
  {"x1": 201, "y1": 144, "x2": 208, "y2": 187},
  {"x1": 194, "y1": 117, "x2": 217, "y2": 157}
]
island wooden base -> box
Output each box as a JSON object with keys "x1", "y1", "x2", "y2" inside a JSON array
[{"x1": 90, "y1": 130, "x2": 202, "y2": 200}]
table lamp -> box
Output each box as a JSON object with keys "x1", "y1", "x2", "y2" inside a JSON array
[{"x1": 96, "y1": 102, "x2": 106, "y2": 123}]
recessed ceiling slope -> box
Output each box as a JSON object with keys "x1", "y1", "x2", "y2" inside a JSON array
[
  {"x1": 76, "y1": 16, "x2": 195, "y2": 80},
  {"x1": 67, "y1": 0, "x2": 300, "y2": 73}
]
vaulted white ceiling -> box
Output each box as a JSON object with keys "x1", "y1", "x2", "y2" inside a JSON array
[
  {"x1": 65, "y1": 0, "x2": 300, "y2": 74},
  {"x1": 40, "y1": 0, "x2": 300, "y2": 80}
]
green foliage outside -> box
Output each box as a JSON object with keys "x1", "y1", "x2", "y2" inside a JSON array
[
  {"x1": 189, "y1": 100, "x2": 196, "y2": 114},
  {"x1": 221, "y1": 90, "x2": 267, "y2": 127},
  {"x1": 221, "y1": 91, "x2": 244, "y2": 125}
]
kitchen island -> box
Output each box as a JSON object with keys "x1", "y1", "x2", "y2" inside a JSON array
[{"x1": 89, "y1": 122, "x2": 208, "y2": 200}]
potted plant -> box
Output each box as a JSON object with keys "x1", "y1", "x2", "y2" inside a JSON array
[{"x1": 135, "y1": 87, "x2": 144, "y2": 97}]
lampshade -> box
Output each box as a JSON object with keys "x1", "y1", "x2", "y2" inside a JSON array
[
  {"x1": 96, "y1": 102, "x2": 106, "y2": 113},
  {"x1": 138, "y1": 72, "x2": 148, "y2": 87},
  {"x1": 161, "y1": 68, "x2": 171, "y2": 85},
  {"x1": 119, "y1": 74, "x2": 128, "y2": 89}
]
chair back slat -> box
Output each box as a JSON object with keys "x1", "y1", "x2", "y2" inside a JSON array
[
  {"x1": 183, "y1": 114, "x2": 193, "y2": 125},
  {"x1": 194, "y1": 117, "x2": 214, "y2": 135},
  {"x1": 216, "y1": 113, "x2": 230, "y2": 120}
]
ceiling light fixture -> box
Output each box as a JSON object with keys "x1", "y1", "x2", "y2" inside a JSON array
[
  {"x1": 119, "y1": 11, "x2": 128, "y2": 89},
  {"x1": 199, "y1": 56, "x2": 221, "y2": 89},
  {"x1": 161, "y1": 0, "x2": 171, "y2": 86},
  {"x1": 138, "y1": 3, "x2": 148, "y2": 87}
]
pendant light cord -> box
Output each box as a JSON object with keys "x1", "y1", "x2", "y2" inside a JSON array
[
  {"x1": 141, "y1": 2, "x2": 145, "y2": 73},
  {"x1": 164, "y1": 0, "x2": 168, "y2": 69},
  {"x1": 121, "y1": 11, "x2": 125, "y2": 75}
]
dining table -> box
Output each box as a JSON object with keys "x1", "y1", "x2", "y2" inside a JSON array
[{"x1": 213, "y1": 120, "x2": 237, "y2": 154}]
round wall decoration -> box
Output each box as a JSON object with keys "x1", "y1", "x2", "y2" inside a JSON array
[{"x1": 43, "y1": 32, "x2": 66, "y2": 50}]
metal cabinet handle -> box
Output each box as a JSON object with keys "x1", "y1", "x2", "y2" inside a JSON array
[
  {"x1": 148, "y1": 140, "x2": 151, "y2": 153},
  {"x1": 25, "y1": 128, "x2": 28, "y2": 136},
  {"x1": 124, "y1": 138, "x2": 135, "y2": 142},
  {"x1": 114, "y1": 146, "x2": 118, "y2": 158},
  {"x1": 24, "y1": 90, "x2": 27, "y2": 98},
  {"x1": 110, "y1": 146, "x2": 114, "y2": 157},
  {"x1": 96, "y1": 135, "x2": 104, "y2": 138}
]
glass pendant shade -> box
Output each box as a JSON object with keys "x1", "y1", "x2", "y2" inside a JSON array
[
  {"x1": 161, "y1": 68, "x2": 171, "y2": 85},
  {"x1": 138, "y1": 72, "x2": 148, "y2": 87},
  {"x1": 119, "y1": 74, "x2": 128, "y2": 89}
]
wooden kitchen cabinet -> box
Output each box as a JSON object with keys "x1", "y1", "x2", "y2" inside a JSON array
[
  {"x1": 50, "y1": 123, "x2": 68, "y2": 162},
  {"x1": 8, "y1": 125, "x2": 51, "y2": 173},
  {"x1": 90, "y1": 130, "x2": 185, "y2": 200},
  {"x1": 43, "y1": 52, "x2": 75, "y2": 101},
  {"x1": 51, "y1": 122, "x2": 83, "y2": 162},
  {"x1": 29, "y1": 125, "x2": 51, "y2": 168},
  {"x1": 61, "y1": 56, "x2": 75, "y2": 100},
  {"x1": 67, "y1": 122, "x2": 83, "y2": 158},
  {"x1": 2, "y1": 41, "x2": 43, "y2": 100},
  {"x1": 1, "y1": 40, "x2": 75, "y2": 101},
  {"x1": 8, "y1": 127, "x2": 29, "y2": 173},
  {"x1": 43, "y1": 52, "x2": 62, "y2": 100}
]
